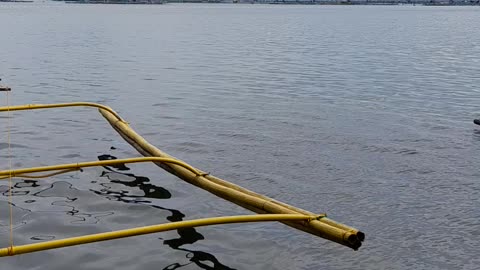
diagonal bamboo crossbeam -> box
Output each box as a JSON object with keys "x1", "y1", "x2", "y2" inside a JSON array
[{"x1": 0, "y1": 102, "x2": 364, "y2": 251}]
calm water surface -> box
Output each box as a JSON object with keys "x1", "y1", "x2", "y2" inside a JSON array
[{"x1": 0, "y1": 3, "x2": 479, "y2": 269}]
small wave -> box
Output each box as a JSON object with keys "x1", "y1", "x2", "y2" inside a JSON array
[
  {"x1": 31, "y1": 235, "x2": 55, "y2": 241},
  {"x1": 0, "y1": 142, "x2": 29, "y2": 150}
]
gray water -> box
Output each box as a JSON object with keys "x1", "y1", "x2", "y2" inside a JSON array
[{"x1": 1, "y1": 3, "x2": 479, "y2": 269}]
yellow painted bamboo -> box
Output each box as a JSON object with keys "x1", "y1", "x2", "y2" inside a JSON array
[
  {"x1": 0, "y1": 169, "x2": 79, "y2": 180},
  {"x1": 0, "y1": 102, "x2": 364, "y2": 250},
  {"x1": 0, "y1": 102, "x2": 125, "y2": 123},
  {"x1": 100, "y1": 109, "x2": 364, "y2": 250},
  {"x1": 0, "y1": 214, "x2": 321, "y2": 257},
  {"x1": 0, "y1": 157, "x2": 204, "y2": 179}
]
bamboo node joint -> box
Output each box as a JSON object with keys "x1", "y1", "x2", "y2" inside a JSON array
[
  {"x1": 7, "y1": 246, "x2": 14, "y2": 256},
  {"x1": 308, "y1": 213, "x2": 327, "y2": 223}
]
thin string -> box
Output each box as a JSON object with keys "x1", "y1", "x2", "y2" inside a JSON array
[{"x1": 5, "y1": 91, "x2": 13, "y2": 248}]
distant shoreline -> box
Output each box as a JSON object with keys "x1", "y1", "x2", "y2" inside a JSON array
[
  {"x1": 2, "y1": 0, "x2": 479, "y2": 5},
  {"x1": 62, "y1": 1, "x2": 480, "y2": 5},
  {"x1": 0, "y1": 0, "x2": 34, "y2": 2}
]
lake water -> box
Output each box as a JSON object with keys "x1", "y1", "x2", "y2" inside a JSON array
[{"x1": 0, "y1": 3, "x2": 479, "y2": 269}]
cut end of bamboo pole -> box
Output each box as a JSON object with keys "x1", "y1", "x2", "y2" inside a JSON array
[
  {"x1": 356, "y1": 231, "x2": 365, "y2": 242},
  {"x1": 345, "y1": 230, "x2": 365, "y2": 247},
  {"x1": 346, "y1": 233, "x2": 362, "y2": 250}
]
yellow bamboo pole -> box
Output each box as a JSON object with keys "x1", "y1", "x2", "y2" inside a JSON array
[
  {"x1": 0, "y1": 214, "x2": 322, "y2": 257},
  {"x1": 100, "y1": 109, "x2": 365, "y2": 249},
  {"x1": 0, "y1": 102, "x2": 364, "y2": 250},
  {"x1": 0, "y1": 157, "x2": 205, "y2": 179},
  {"x1": 0, "y1": 102, "x2": 125, "y2": 123}
]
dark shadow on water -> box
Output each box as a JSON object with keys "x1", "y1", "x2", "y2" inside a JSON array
[
  {"x1": 1, "y1": 154, "x2": 236, "y2": 269},
  {"x1": 98, "y1": 154, "x2": 131, "y2": 171},
  {"x1": 94, "y1": 154, "x2": 236, "y2": 270},
  {"x1": 162, "y1": 247, "x2": 236, "y2": 270},
  {"x1": 31, "y1": 181, "x2": 115, "y2": 225}
]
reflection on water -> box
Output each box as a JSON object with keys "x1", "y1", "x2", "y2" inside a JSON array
[
  {"x1": 2, "y1": 4, "x2": 480, "y2": 269},
  {"x1": 163, "y1": 249, "x2": 236, "y2": 270},
  {"x1": 0, "y1": 153, "x2": 235, "y2": 269},
  {"x1": 94, "y1": 154, "x2": 235, "y2": 270},
  {"x1": 33, "y1": 182, "x2": 115, "y2": 225}
]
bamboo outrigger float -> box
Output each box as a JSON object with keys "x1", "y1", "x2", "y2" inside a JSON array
[{"x1": 0, "y1": 87, "x2": 364, "y2": 257}]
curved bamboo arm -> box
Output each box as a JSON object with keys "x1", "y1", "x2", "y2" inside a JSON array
[
  {"x1": 0, "y1": 102, "x2": 364, "y2": 250},
  {"x1": 0, "y1": 102, "x2": 125, "y2": 123}
]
